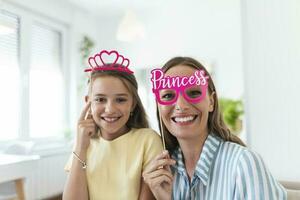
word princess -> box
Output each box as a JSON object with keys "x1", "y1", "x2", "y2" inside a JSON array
[
  {"x1": 150, "y1": 69, "x2": 209, "y2": 90},
  {"x1": 150, "y1": 69, "x2": 210, "y2": 105}
]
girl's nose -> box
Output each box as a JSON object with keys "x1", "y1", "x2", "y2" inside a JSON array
[{"x1": 105, "y1": 101, "x2": 116, "y2": 113}]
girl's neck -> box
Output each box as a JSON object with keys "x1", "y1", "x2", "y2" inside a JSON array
[{"x1": 100, "y1": 126, "x2": 130, "y2": 141}]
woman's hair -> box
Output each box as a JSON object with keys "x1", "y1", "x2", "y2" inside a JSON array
[
  {"x1": 157, "y1": 57, "x2": 246, "y2": 152},
  {"x1": 87, "y1": 64, "x2": 149, "y2": 129}
]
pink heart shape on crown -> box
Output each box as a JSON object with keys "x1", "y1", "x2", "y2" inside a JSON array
[
  {"x1": 99, "y1": 50, "x2": 119, "y2": 66},
  {"x1": 122, "y1": 58, "x2": 130, "y2": 68}
]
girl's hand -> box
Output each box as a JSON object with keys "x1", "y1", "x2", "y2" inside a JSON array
[
  {"x1": 142, "y1": 151, "x2": 176, "y2": 200},
  {"x1": 75, "y1": 101, "x2": 97, "y2": 154}
]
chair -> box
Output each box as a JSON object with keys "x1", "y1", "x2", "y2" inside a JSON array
[{"x1": 280, "y1": 181, "x2": 300, "y2": 200}]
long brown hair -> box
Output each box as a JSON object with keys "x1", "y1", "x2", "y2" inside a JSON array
[
  {"x1": 88, "y1": 65, "x2": 149, "y2": 129},
  {"x1": 157, "y1": 57, "x2": 245, "y2": 152}
]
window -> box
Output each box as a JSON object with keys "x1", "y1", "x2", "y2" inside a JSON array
[
  {"x1": 0, "y1": 7, "x2": 68, "y2": 142},
  {"x1": 135, "y1": 69, "x2": 159, "y2": 131},
  {"x1": 29, "y1": 24, "x2": 64, "y2": 138},
  {"x1": 0, "y1": 10, "x2": 20, "y2": 140}
]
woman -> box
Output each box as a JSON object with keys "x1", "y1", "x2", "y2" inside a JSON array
[{"x1": 143, "y1": 57, "x2": 286, "y2": 200}]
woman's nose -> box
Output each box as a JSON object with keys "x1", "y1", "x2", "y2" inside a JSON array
[{"x1": 174, "y1": 93, "x2": 189, "y2": 111}]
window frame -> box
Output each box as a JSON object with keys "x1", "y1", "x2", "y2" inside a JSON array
[{"x1": 0, "y1": 3, "x2": 70, "y2": 145}]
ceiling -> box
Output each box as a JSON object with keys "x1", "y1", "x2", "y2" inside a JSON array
[{"x1": 67, "y1": 0, "x2": 164, "y2": 16}]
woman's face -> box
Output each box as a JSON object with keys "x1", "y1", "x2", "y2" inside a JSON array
[
  {"x1": 90, "y1": 76, "x2": 134, "y2": 140},
  {"x1": 158, "y1": 65, "x2": 214, "y2": 141}
]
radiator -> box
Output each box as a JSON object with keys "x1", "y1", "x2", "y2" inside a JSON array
[{"x1": 26, "y1": 151, "x2": 70, "y2": 200}]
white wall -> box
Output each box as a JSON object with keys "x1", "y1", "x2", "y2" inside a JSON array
[
  {"x1": 96, "y1": 0, "x2": 245, "y2": 99},
  {"x1": 95, "y1": 0, "x2": 245, "y2": 132},
  {"x1": 241, "y1": 0, "x2": 300, "y2": 181}
]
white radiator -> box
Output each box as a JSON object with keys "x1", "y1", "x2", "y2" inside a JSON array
[{"x1": 26, "y1": 151, "x2": 70, "y2": 200}]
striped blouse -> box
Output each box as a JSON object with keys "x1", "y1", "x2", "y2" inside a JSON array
[{"x1": 170, "y1": 134, "x2": 287, "y2": 200}]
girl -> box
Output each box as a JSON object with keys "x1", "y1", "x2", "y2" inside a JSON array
[
  {"x1": 63, "y1": 50, "x2": 163, "y2": 200},
  {"x1": 143, "y1": 57, "x2": 287, "y2": 200}
]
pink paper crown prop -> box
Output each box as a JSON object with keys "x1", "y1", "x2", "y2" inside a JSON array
[{"x1": 84, "y1": 50, "x2": 134, "y2": 74}]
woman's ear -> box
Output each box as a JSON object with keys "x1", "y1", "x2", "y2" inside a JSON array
[{"x1": 209, "y1": 92, "x2": 215, "y2": 112}]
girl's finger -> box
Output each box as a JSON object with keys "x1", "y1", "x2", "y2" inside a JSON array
[
  {"x1": 85, "y1": 107, "x2": 93, "y2": 120},
  {"x1": 79, "y1": 101, "x2": 91, "y2": 122}
]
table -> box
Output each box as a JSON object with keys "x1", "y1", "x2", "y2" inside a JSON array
[{"x1": 0, "y1": 154, "x2": 40, "y2": 200}]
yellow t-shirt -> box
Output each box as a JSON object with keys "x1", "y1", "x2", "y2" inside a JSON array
[{"x1": 65, "y1": 128, "x2": 163, "y2": 200}]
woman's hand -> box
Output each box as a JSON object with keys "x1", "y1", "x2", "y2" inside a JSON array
[
  {"x1": 75, "y1": 101, "x2": 97, "y2": 155},
  {"x1": 142, "y1": 151, "x2": 176, "y2": 200}
]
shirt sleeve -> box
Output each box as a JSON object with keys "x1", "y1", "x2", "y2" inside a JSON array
[
  {"x1": 234, "y1": 149, "x2": 287, "y2": 200},
  {"x1": 142, "y1": 129, "x2": 164, "y2": 171}
]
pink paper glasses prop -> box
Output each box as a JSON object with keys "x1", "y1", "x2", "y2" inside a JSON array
[
  {"x1": 84, "y1": 50, "x2": 133, "y2": 74},
  {"x1": 151, "y1": 69, "x2": 209, "y2": 105},
  {"x1": 150, "y1": 69, "x2": 209, "y2": 150}
]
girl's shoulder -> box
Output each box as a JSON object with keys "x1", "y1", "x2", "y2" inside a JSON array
[
  {"x1": 131, "y1": 128, "x2": 162, "y2": 141},
  {"x1": 132, "y1": 127, "x2": 159, "y2": 134}
]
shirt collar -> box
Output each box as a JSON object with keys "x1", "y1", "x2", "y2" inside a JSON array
[{"x1": 171, "y1": 134, "x2": 221, "y2": 186}]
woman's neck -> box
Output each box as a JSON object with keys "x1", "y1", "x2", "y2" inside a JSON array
[{"x1": 177, "y1": 130, "x2": 208, "y2": 181}]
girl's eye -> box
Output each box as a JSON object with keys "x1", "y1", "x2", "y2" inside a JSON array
[
  {"x1": 94, "y1": 97, "x2": 106, "y2": 103},
  {"x1": 116, "y1": 98, "x2": 127, "y2": 103}
]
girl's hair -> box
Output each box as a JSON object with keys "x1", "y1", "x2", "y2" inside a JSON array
[
  {"x1": 157, "y1": 57, "x2": 246, "y2": 152},
  {"x1": 88, "y1": 64, "x2": 149, "y2": 129}
]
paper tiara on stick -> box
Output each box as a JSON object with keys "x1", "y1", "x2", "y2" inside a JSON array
[{"x1": 84, "y1": 50, "x2": 134, "y2": 74}]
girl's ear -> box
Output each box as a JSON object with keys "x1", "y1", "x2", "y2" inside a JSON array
[
  {"x1": 209, "y1": 92, "x2": 215, "y2": 112},
  {"x1": 131, "y1": 100, "x2": 137, "y2": 112}
]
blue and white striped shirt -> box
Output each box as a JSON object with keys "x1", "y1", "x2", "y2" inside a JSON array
[{"x1": 171, "y1": 134, "x2": 287, "y2": 200}]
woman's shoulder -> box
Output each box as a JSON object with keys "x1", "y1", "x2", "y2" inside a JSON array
[
  {"x1": 217, "y1": 137, "x2": 247, "y2": 157},
  {"x1": 220, "y1": 139, "x2": 263, "y2": 164},
  {"x1": 231, "y1": 145, "x2": 287, "y2": 199}
]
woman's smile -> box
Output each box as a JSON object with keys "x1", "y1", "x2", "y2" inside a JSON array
[{"x1": 171, "y1": 115, "x2": 198, "y2": 125}]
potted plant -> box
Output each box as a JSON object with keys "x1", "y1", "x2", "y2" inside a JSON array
[
  {"x1": 219, "y1": 98, "x2": 244, "y2": 135},
  {"x1": 77, "y1": 36, "x2": 95, "y2": 94}
]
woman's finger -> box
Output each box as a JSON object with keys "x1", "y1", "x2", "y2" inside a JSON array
[
  {"x1": 144, "y1": 158, "x2": 176, "y2": 174},
  {"x1": 154, "y1": 150, "x2": 169, "y2": 160},
  {"x1": 148, "y1": 174, "x2": 173, "y2": 189},
  {"x1": 143, "y1": 169, "x2": 173, "y2": 182}
]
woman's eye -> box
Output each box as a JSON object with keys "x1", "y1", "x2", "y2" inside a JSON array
[
  {"x1": 116, "y1": 98, "x2": 127, "y2": 103},
  {"x1": 187, "y1": 90, "x2": 202, "y2": 98},
  {"x1": 161, "y1": 93, "x2": 175, "y2": 100}
]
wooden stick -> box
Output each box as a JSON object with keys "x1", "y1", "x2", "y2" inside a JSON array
[{"x1": 158, "y1": 109, "x2": 166, "y2": 150}]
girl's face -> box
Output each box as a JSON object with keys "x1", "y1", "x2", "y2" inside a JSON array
[
  {"x1": 90, "y1": 76, "x2": 134, "y2": 140},
  {"x1": 159, "y1": 65, "x2": 214, "y2": 141}
]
